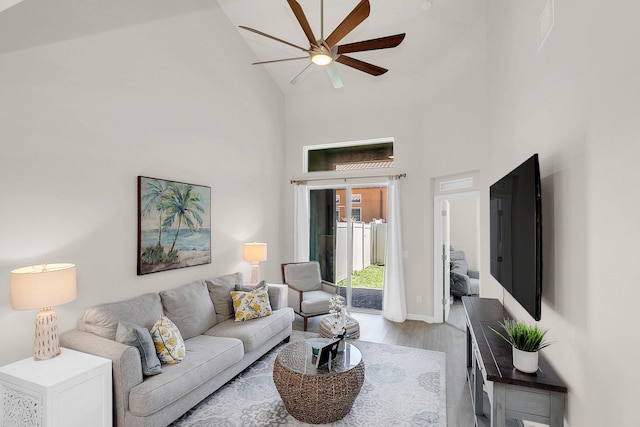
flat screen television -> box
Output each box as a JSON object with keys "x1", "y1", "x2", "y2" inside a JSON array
[{"x1": 489, "y1": 154, "x2": 542, "y2": 320}]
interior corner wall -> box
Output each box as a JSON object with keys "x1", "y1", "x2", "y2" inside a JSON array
[
  {"x1": 282, "y1": 10, "x2": 489, "y2": 322},
  {"x1": 0, "y1": 2, "x2": 285, "y2": 366},
  {"x1": 485, "y1": 1, "x2": 640, "y2": 425}
]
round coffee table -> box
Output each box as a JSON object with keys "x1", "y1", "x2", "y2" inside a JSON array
[{"x1": 273, "y1": 338, "x2": 365, "y2": 424}]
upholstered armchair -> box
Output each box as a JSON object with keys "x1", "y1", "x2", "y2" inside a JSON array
[
  {"x1": 281, "y1": 261, "x2": 343, "y2": 331},
  {"x1": 450, "y1": 248, "x2": 480, "y2": 297}
]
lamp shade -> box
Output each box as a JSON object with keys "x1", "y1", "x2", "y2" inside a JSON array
[
  {"x1": 10, "y1": 263, "x2": 77, "y2": 310},
  {"x1": 243, "y1": 243, "x2": 267, "y2": 263}
]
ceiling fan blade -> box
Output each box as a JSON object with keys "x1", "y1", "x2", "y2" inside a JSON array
[
  {"x1": 337, "y1": 33, "x2": 406, "y2": 54},
  {"x1": 239, "y1": 26, "x2": 310, "y2": 53},
  {"x1": 325, "y1": 63, "x2": 344, "y2": 89},
  {"x1": 325, "y1": 0, "x2": 370, "y2": 48},
  {"x1": 252, "y1": 56, "x2": 308, "y2": 65},
  {"x1": 287, "y1": 0, "x2": 318, "y2": 47},
  {"x1": 335, "y1": 55, "x2": 387, "y2": 76},
  {"x1": 290, "y1": 63, "x2": 314, "y2": 85}
]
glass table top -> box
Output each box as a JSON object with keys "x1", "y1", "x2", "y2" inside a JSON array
[{"x1": 277, "y1": 338, "x2": 362, "y2": 377}]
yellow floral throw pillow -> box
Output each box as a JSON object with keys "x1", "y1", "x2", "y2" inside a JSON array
[
  {"x1": 150, "y1": 315, "x2": 186, "y2": 365},
  {"x1": 231, "y1": 285, "x2": 272, "y2": 322}
]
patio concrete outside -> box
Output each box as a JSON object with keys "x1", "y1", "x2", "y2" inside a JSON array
[{"x1": 338, "y1": 286, "x2": 383, "y2": 311}]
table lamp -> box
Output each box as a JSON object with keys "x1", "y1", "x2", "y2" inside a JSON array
[
  {"x1": 243, "y1": 242, "x2": 267, "y2": 285},
  {"x1": 10, "y1": 263, "x2": 77, "y2": 361}
]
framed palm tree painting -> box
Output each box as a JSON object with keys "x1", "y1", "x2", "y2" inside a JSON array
[{"x1": 137, "y1": 176, "x2": 211, "y2": 275}]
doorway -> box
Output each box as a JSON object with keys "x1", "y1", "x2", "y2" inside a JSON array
[
  {"x1": 309, "y1": 184, "x2": 387, "y2": 312},
  {"x1": 433, "y1": 191, "x2": 480, "y2": 323}
]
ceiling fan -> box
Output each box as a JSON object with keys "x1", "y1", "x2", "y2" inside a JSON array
[{"x1": 239, "y1": 0, "x2": 406, "y2": 88}]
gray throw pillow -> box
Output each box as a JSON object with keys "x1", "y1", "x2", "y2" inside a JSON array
[
  {"x1": 206, "y1": 272, "x2": 245, "y2": 322},
  {"x1": 234, "y1": 280, "x2": 267, "y2": 292},
  {"x1": 116, "y1": 321, "x2": 162, "y2": 376}
]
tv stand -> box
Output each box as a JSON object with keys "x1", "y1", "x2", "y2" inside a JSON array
[{"x1": 462, "y1": 297, "x2": 567, "y2": 427}]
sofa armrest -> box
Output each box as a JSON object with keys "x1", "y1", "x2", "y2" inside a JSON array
[
  {"x1": 60, "y1": 329, "x2": 143, "y2": 427},
  {"x1": 450, "y1": 272, "x2": 470, "y2": 296},
  {"x1": 468, "y1": 269, "x2": 480, "y2": 280},
  {"x1": 267, "y1": 283, "x2": 289, "y2": 311}
]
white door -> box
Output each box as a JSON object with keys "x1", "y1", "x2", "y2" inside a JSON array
[{"x1": 441, "y1": 199, "x2": 451, "y2": 321}]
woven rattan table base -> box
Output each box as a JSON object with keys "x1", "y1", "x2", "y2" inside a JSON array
[{"x1": 273, "y1": 352, "x2": 365, "y2": 424}]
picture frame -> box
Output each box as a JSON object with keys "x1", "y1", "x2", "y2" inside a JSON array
[
  {"x1": 316, "y1": 339, "x2": 341, "y2": 368},
  {"x1": 137, "y1": 176, "x2": 211, "y2": 275}
]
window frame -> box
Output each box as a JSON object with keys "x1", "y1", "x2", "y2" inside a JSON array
[{"x1": 303, "y1": 137, "x2": 395, "y2": 173}]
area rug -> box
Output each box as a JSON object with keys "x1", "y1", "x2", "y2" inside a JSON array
[{"x1": 170, "y1": 331, "x2": 446, "y2": 426}]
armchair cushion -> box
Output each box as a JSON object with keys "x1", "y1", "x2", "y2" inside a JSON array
[
  {"x1": 283, "y1": 262, "x2": 323, "y2": 292},
  {"x1": 301, "y1": 290, "x2": 335, "y2": 315}
]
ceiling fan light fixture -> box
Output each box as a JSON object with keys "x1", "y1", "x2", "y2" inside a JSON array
[{"x1": 311, "y1": 53, "x2": 333, "y2": 66}]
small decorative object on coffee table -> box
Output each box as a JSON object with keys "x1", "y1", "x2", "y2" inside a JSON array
[
  {"x1": 273, "y1": 338, "x2": 365, "y2": 424},
  {"x1": 328, "y1": 295, "x2": 348, "y2": 351}
]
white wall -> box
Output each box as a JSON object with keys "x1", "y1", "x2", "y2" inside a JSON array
[
  {"x1": 0, "y1": 1, "x2": 285, "y2": 366},
  {"x1": 449, "y1": 196, "x2": 479, "y2": 270},
  {"x1": 283, "y1": 3, "x2": 489, "y2": 321},
  {"x1": 485, "y1": 1, "x2": 640, "y2": 426}
]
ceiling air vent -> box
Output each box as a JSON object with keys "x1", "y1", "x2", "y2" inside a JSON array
[{"x1": 439, "y1": 177, "x2": 473, "y2": 192}]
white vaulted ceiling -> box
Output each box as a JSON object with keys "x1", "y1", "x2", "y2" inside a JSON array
[{"x1": 217, "y1": 0, "x2": 486, "y2": 95}]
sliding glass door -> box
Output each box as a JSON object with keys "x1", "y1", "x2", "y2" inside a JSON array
[{"x1": 309, "y1": 185, "x2": 387, "y2": 311}]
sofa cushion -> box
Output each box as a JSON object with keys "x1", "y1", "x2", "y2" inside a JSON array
[
  {"x1": 115, "y1": 321, "x2": 162, "y2": 376},
  {"x1": 204, "y1": 307, "x2": 294, "y2": 352},
  {"x1": 231, "y1": 283, "x2": 272, "y2": 322},
  {"x1": 83, "y1": 292, "x2": 163, "y2": 340},
  {"x1": 150, "y1": 315, "x2": 186, "y2": 365},
  {"x1": 205, "y1": 272, "x2": 245, "y2": 323},
  {"x1": 128, "y1": 335, "x2": 244, "y2": 418},
  {"x1": 283, "y1": 262, "x2": 323, "y2": 292},
  {"x1": 160, "y1": 281, "x2": 217, "y2": 340}
]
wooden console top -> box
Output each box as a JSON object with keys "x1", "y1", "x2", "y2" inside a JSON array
[{"x1": 462, "y1": 296, "x2": 567, "y2": 393}]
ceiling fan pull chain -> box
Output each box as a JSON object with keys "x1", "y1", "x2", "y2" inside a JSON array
[{"x1": 321, "y1": 0, "x2": 324, "y2": 41}]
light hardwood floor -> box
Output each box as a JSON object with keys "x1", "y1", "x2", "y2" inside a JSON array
[{"x1": 292, "y1": 300, "x2": 475, "y2": 427}]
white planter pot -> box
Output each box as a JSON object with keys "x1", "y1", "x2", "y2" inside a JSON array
[{"x1": 512, "y1": 347, "x2": 539, "y2": 373}]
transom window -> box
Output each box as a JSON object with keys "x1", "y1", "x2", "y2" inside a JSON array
[{"x1": 304, "y1": 138, "x2": 394, "y2": 173}]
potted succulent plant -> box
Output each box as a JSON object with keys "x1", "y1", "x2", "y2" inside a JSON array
[{"x1": 490, "y1": 319, "x2": 552, "y2": 373}]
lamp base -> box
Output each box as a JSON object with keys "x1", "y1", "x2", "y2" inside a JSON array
[
  {"x1": 250, "y1": 262, "x2": 261, "y2": 286},
  {"x1": 34, "y1": 308, "x2": 61, "y2": 361}
]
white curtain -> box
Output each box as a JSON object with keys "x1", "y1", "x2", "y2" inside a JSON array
[
  {"x1": 383, "y1": 178, "x2": 407, "y2": 322},
  {"x1": 293, "y1": 184, "x2": 310, "y2": 262}
]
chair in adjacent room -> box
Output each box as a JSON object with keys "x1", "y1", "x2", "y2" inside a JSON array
[
  {"x1": 450, "y1": 248, "x2": 480, "y2": 297},
  {"x1": 281, "y1": 261, "x2": 343, "y2": 331}
]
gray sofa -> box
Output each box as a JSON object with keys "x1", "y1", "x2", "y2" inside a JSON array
[
  {"x1": 60, "y1": 273, "x2": 294, "y2": 427},
  {"x1": 450, "y1": 249, "x2": 480, "y2": 296}
]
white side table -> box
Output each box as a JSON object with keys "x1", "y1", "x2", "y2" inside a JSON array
[{"x1": 0, "y1": 348, "x2": 112, "y2": 427}]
